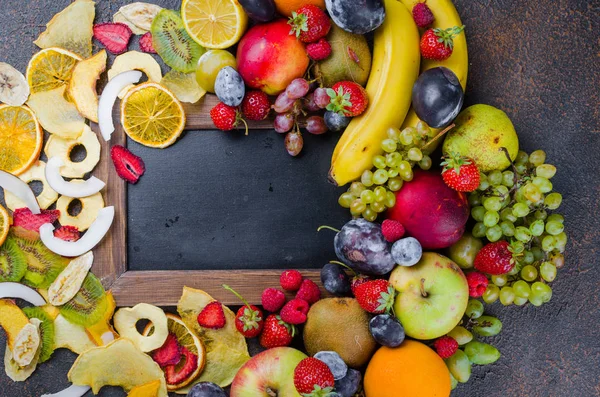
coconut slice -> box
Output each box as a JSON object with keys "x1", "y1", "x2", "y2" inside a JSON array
[
  {"x1": 41, "y1": 384, "x2": 91, "y2": 397},
  {"x1": 0, "y1": 282, "x2": 46, "y2": 306},
  {"x1": 4, "y1": 161, "x2": 59, "y2": 211},
  {"x1": 107, "y1": 51, "x2": 162, "y2": 99},
  {"x1": 45, "y1": 125, "x2": 101, "y2": 179},
  {"x1": 46, "y1": 157, "x2": 105, "y2": 198},
  {"x1": 0, "y1": 170, "x2": 40, "y2": 214},
  {"x1": 39, "y1": 206, "x2": 114, "y2": 257},
  {"x1": 27, "y1": 86, "x2": 86, "y2": 139},
  {"x1": 68, "y1": 50, "x2": 107, "y2": 123},
  {"x1": 98, "y1": 70, "x2": 142, "y2": 141},
  {"x1": 48, "y1": 251, "x2": 93, "y2": 306}
]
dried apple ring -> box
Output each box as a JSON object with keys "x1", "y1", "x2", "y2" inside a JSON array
[
  {"x1": 56, "y1": 181, "x2": 104, "y2": 231},
  {"x1": 4, "y1": 161, "x2": 58, "y2": 211},
  {"x1": 113, "y1": 303, "x2": 169, "y2": 353},
  {"x1": 44, "y1": 125, "x2": 101, "y2": 179}
]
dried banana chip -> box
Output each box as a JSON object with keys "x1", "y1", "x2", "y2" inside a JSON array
[
  {"x1": 27, "y1": 86, "x2": 86, "y2": 139},
  {"x1": 161, "y1": 70, "x2": 206, "y2": 104},
  {"x1": 56, "y1": 181, "x2": 104, "y2": 231},
  {"x1": 0, "y1": 63, "x2": 30, "y2": 106},
  {"x1": 120, "y1": 3, "x2": 163, "y2": 31},
  {"x1": 44, "y1": 125, "x2": 101, "y2": 179},
  {"x1": 4, "y1": 161, "x2": 59, "y2": 211},
  {"x1": 68, "y1": 50, "x2": 107, "y2": 123},
  {"x1": 12, "y1": 320, "x2": 41, "y2": 367},
  {"x1": 4, "y1": 340, "x2": 40, "y2": 382},
  {"x1": 48, "y1": 252, "x2": 93, "y2": 306},
  {"x1": 108, "y1": 51, "x2": 162, "y2": 99},
  {"x1": 114, "y1": 11, "x2": 148, "y2": 35}
]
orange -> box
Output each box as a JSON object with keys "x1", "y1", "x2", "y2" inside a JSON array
[
  {"x1": 0, "y1": 104, "x2": 43, "y2": 176},
  {"x1": 274, "y1": 0, "x2": 326, "y2": 17},
  {"x1": 364, "y1": 340, "x2": 451, "y2": 397}
]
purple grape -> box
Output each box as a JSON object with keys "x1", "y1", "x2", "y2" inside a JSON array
[
  {"x1": 285, "y1": 131, "x2": 303, "y2": 156},
  {"x1": 314, "y1": 87, "x2": 330, "y2": 108},
  {"x1": 286, "y1": 78, "x2": 310, "y2": 99},
  {"x1": 274, "y1": 113, "x2": 294, "y2": 133},
  {"x1": 273, "y1": 92, "x2": 296, "y2": 113},
  {"x1": 306, "y1": 115, "x2": 328, "y2": 135},
  {"x1": 304, "y1": 92, "x2": 321, "y2": 112}
]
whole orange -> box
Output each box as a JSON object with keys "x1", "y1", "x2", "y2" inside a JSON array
[
  {"x1": 274, "y1": 0, "x2": 326, "y2": 17},
  {"x1": 364, "y1": 341, "x2": 451, "y2": 397}
]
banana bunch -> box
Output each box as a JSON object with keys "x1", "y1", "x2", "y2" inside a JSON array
[{"x1": 329, "y1": 0, "x2": 469, "y2": 186}]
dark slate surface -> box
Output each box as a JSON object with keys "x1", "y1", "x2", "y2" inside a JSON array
[{"x1": 1, "y1": 0, "x2": 599, "y2": 396}]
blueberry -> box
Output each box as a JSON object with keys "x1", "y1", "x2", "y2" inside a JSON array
[
  {"x1": 321, "y1": 263, "x2": 351, "y2": 296},
  {"x1": 187, "y1": 382, "x2": 227, "y2": 397},
  {"x1": 412, "y1": 66, "x2": 464, "y2": 128},
  {"x1": 324, "y1": 111, "x2": 351, "y2": 132},
  {"x1": 391, "y1": 237, "x2": 423, "y2": 267},
  {"x1": 335, "y1": 368, "x2": 362, "y2": 397},
  {"x1": 325, "y1": 0, "x2": 385, "y2": 34},
  {"x1": 369, "y1": 314, "x2": 405, "y2": 347},
  {"x1": 314, "y1": 351, "x2": 348, "y2": 380},
  {"x1": 215, "y1": 66, "x2": 245, "y2": 107}
]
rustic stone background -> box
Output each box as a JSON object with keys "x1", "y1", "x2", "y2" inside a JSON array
[{"x1": 1, "y1": 0, "x2": 599, "y2": 396}]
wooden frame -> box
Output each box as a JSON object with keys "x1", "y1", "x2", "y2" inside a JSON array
[{"x1": 91, "y1": 95, "x2": 322, "y2": 306}]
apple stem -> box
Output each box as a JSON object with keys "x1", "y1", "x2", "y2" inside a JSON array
[
  {"x1": 420, "y1": 278, "x2": 428, "y2": 298},
  {"x1": 329, "y1": 260, "x2": 358, "y2": 276},
  {"x1": 222, "y1": 284, "x2": 252, "y2": 310},
  {"x1": 266, "y1": 387, "x2": 277, "y2": 397},
  {"x1": 421, "y1": 123, "x2": 455, "y2": 152},
  {"x1": 317, "y1": 225, "x2": 341, "y2": 233}
]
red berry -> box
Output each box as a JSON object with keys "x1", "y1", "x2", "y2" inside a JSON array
[
  {"x1": 93, "y1": 22, "x2": 132, "y2": 54},
  {"x1": 12, "y1": 208, "x2": 60, "y2": 232},
  {"x1": 466, "y1": 272, "x2": 489, "y2": 298},
  {"x1": 381, "y1": 219, "x2": 406, "y2": 242},
  {"x1": 280, "y1": 298, "x2": 309, "y2": 325},
  {"x1": 197, "y1": 301, "x2": 226, "y2": 329},
  {"x1": 223, "y1": 285, "x2": 264, "y2": 338},
  {"x1": 420, "y1": 26, "x2": 465, "y2": 61},
  {"x1": 350, "y1": 274, "x2": 371, "y2": 296},
  {"x1": 293, "y1": 357, "x2": 335, "y2": 395},
  {"x1": 261, "y1": 288, "x2": 286, "y2": 312},
  {"x1": 152, "y1": 334, "x2": 181, "y2": 367},
  {"x1": 326, "y1": 81, "x2": 369, "y2": 117},
  {"x1": 210, "y1": 102, "x2": 239, "y2": 131},
  {"x1": 54, "y1": 225, "x2": 80, "y2": 242},
  {"x1": 434, "y1": 336, "x2": 459, "y2": 359},
  {"x1": 164, "y1": 347, "x2": 198, "y2": 385},
  {"x1": 242, "y1": 91, "x2": 271, "y2": 121},
  {"x1": 474, "y1": 241, "x2": 515, "y2": 275},
  {"x1": 110, "y1": 145, "x2": 145, "y2": 184},
  {"x1": 139, "y1": 32, "x2": 156, "y2": 54},
  {"x1": 295, "y1": 279, "x2": 321, "y2": 305},
  {"x1": 288, "y1": 5, "x2": 331, "y2": 43},
  {"x1": 412, "y1": 2, "x2": 435, "y2": 28},
  {"x1": 259, "y1": 314, "x2": 295, "y2": 348},
  {"x1": 306, "y1": 38, "x2": 332, "y2": 61},
  {"x1": 441, "y1": 155, "x2": 481, "y2": 192},
  {"x1": 280, "y1": 270, "x2": 303, "y2": 291},
  {"x1": 354, "y1": 279, "x2": 395, "y2": 314}
]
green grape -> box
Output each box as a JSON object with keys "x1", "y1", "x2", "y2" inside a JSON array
[
  {"x1": 372, "y1": 155, "x2": 386, "y2": 169},
  {"x1": 471, "y1": 206, "x2": 486, "y2": 222},
  {"x1": 483, "y1": 211, "x2": 500, "y2": 227},
  {"x1": 350, "y1": 207, "x2": 362, "y2": 217},
  {"x1": 360, "y1": 189, "x2": 375, "y2": 204},
  {"x1": 523, "y1": 250, "x2": 535, "y2": 265},
  {"x1": 500, "y1": 221, "x2": 515, "y2": 237},
  {"x1": 374, "y1": 186, "x2": 387, "y2": 202},
  {"x1": 492, "y1": 275, "x2": 507, "y2": 287},
  {"x1": 399, "y1": 127, "x2": 415, "y2": 145},
  {"x1": 385, "y1": 152, "x2": 401, "y2": 167},
  {"x1": 544, "y1": 192, "x2": 562, "y2": 210},
  {"x1": 533, "y1": 210, "x2": 547, "y2": 221},
  {"x1": 514, "y1": 188, "x2": 527, "y2": 203},
  {"x1": 528, "y1": 150, "x2": 546, "y2": 166},
  {"x1": 350, "y1": 199, "x2": 366, "y2": 214},
  {"x1": 387, "y1": 168, "x2": 399, "y2": 178},
  {"x1": 514, "y1": 295, "x2": 528, "y2": 306},
  {"x1": 500, "y1": 208, "x2": 518, "y2": 223},
  {"x1": 486, "y1": 225, "x2": 503, "y2": 242},
  {"x1": 515, "y1": 151, "x2": 529, "y2": 165},
  {"x1": 545, "y1": 220, "x2": 564, "y2": 236},
  {"x1": 542, "y1": 235, "x2": 556, "y2": 252},
  {"x1": 469, "y1": 192, "x2": 482, "y2": 207},
  {"x1": 550, "y1": 252, "x2": 565, "y2": 268},
  {"x1": 465, "y1": 299, "x2": 484, "y2": 319},
  {"x1": 388, "y1": 177, "x2": 403, "y2": 192},
  {"x1": 483, "y1": 197, "x2": 503, "y2": 212},
  {"x1": 532, "y1": 176, "x2": 553, "y2": 193},
  {"x1": 373, "y1": 169, "x2": 389, "y2": 185},
  {"x1": 529, "y1": 220, "x2": 545, "y2": 236},
  {"x1": 531, "y1": 282, "x2": 552, "y2": 302},
  {"x1": 536, "y1": 164, "x2": 556, "y2": 179},
  {"x1": 399, "y1": 167, "x2": 413, "y2": 182},
  {"x1": 531, "y1": 246, "x2": 545, "y2": 261},
  {"x1": 398, "y1": 160, "x2": 411, "y2": 173},
  {"x1": 540, "y1": 262, "x2": 557, "y2": 282},
  {"x1": 447, "y1": 326, "x2": 473, "y2": 346},
  {"x1": 448, "y1": 233, "x2": 483, "y2": 269},
  {"x1": 512, "y1": 202, "x2": 530, "y2": 218},
  {"x1": 350, "y1": 181, "x2": 366, "y2": 196},
  {"x1": 338, "y1": 192, "x2": 355, "y2": 208},
  {"x1": 512, "y1": 280, "x2": 531, "y2": 298},
  {"x1": 512, "y1": 241, "x2": 525, "y2": 254},
  {"x1": 554, "y1": 232, "x2": 568, "y2": 252},
  {"x1": 385, "y1": 192, "x2": 396, "y2": 208},
  {"x1": 488, "y1": 170, "x2": 503, "y2": 186},
  {"x1": 473, "y1": 315, "x2": 502, "y2": 336},
  {"x1": 502, "y1": 171, "x2": 515, "y2": 187},
  {"x1": 407, "y1": 147, "x2": 423, "y2": 161},
  {"x1": 515, "y1": 163, "x2": 528, "y2": 175},
  {"x1": 386, "y1": 126, "x2": 401, "y2": 141},
  {"x1": 528, "y1": 292, "x2": 544, "y2": 306},
  {"x1": 499, "y1": 286, "x2": 515, "y2": 305},
  {"x1": 381, "y1": 138, "x2": 397, "y2": 153},
  {"x1": 515, "y1": 226, "x2": 532, "y2": 242},
  {"x1": 522, "y1": 183, "x2": 543, "y2": 203},
  {"x1": 363, "y1": 207, "x2": 377, "y2": 222},
  {"x1": 418, "y1": 155, "x2": 432, "y2": 170},
  {"x1": 450, "y1": 373, "x2": 458, "y2": 391},
  {"x1": 495, "y1": 185, "x2": 510, "y2": 198},
  {"x1": 508, "y1": 266, "x2": 519, "y2": 276},
  {"x1": 416, "y1": 121, "x2": 431, "y2": 138},
  {"x1": 521, "y1": 265, "x2": 538, "y2": 282},
  {"x1": 472, "y1": 222, "x2": 487, "y2": 238},
  {"x1": 464, "y1": 341, "x2": 501, "y2": 365},
  {"x1": 482, "y1": 285, "x2": 499, "y2": 304},
  {"x1": 546, "y1": 213, "x2": 564, "y2": 224},
  {"x1": 445, "y1": 349, "x2": 471, "y2": 383},
  {"x1": 371, "y1": 201, "x2": 386, "y2": 213},
  {"x1": 361, "y1": 170, "x2": 374, "y2": 187},
  {"x1": 478, "y1": 179, "x2": 490, "y2": 191}
]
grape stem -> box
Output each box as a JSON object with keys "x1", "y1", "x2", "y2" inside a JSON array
[
  {"x1": 421, "y1": 123, "x2": 455, "y2": 152},
  {"x1": 317, "y1": 225, "x2": 341, "y2": 233},
  {"x1": 500, "y1": 147, "x2": 519, "y2": 189}
]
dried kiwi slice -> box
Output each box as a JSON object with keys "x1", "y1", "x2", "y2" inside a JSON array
[
  {"x1": 0, "y1": 237, "x2": 27, "y2": 282},
  {"x1": 151, "y1": 9, "x2": 205, "y2": 73},
  {"x1": 59, "y1": 272, "x2": 108, "y2": 328},
  {"x1": 22, "y1": 306, "x2": 55, "y2": 363}
]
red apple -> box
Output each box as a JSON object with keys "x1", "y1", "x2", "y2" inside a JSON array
[
  {"x1": 237, "y1": 19, "x2": 309, "y2": 95},
  {"x1": 388, "y1": 169, "x2": 469, "y2": 249}
]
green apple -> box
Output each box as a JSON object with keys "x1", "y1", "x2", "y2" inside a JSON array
[
  {"x1": 389, "y1": 252, "x2": 469, "y2": 340},
  {"x1": 230, "y1": 347, "x2": 307, "y2": 397}
]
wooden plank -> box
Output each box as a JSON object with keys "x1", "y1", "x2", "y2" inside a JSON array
[
  {"x1": 111, "y1": 269, "x2": 327, "y2": 306},
  {"x1": 183, "y1": 94, "x2": 274, "y2": 130}
]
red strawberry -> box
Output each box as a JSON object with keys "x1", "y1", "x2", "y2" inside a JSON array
[
  {"x1": 295, "y1": 279, "x2": 321, "y2": 305},
  {"x1": 280, "y1": 298, "x2": 309, "y2": 325},
  {"x1": 259, "y1": 314, "x2": 295, "y2": 348},
  {"x1": 223, "y1": 285, "x2": 264, "y2": 338},
  {"x1": 261, "y1": 288, "x2": 286, "y2": 312},
  {"x1": 434, "y1": 336, "x2": 459, "y2": 359},
  {"x1": 381, "y1": 219, "x2": 405, "y2": 243},
  {"x1": 474, "y1": 241, "x2": 516, "y2": 275},
  {"x1": 54, "y1": 226, "x2": 80, "y2": 242},
  {"x1": 288, "y1": 5, "x2": 331, "y2": 43},
  {"x1": 139, "y1": 32, "x2": 157, "y2": 54},
  {"x1": 420, "y1": 26, "x2": 465, "y2": 61},
  {"x1": 110, "y1": 145, "x2": 145, "y2": 184},
  {"x1": 164, "y1": 347, "x2": 198, "y2": 385},
  {"x1": 197, "y1": 301, "x2": 226, "y2": 329},
  {"x1": 441, "y1": 155, "x2": 481, "y2": 192},
  {"x1": 293, "y1": 357, "x2": 335, "y2": 395},
  {"x1": 93, "y1": 22, "x2": 132, "y2": 55},
  {"x1": 12, "y1": 208, "x2": 60, "y2": 232},
  {"x1": 326, "y1": 81, "x2": 369, "y2": 117},
  {"x1": 210, "y1": 102, "x2": 248, "y2": 134},
  {"x1": 152, "y1": 334, "x2": 181, "y2": 367},
  {"x1": 354, "y1": 279, "x2": 395, "y2": 314},
  {"x1": 280, "y1": 270, "x2": 303, "y2": 291},
  {"x1": 466, "y1": 272, "x2": 489, "y2": 298},
  {"x1": 306, "y1": 38, "x2": 332, "y2": 61},
  {"x1": 413, "y1": 2, "x2": 435, "y2": 28},
  {"x1": 241, "y1": 91, "x2": 271, "y2": 121},
  {"x1": 350, "y1": 273, "x2": 371, "y2": 296}
]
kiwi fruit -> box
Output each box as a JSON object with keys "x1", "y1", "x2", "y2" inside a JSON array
[
  {"x1": 151, "y1": 9, "x2": 205, "y2": 73},
  {"x1": 59, "y1": 272, "x2": 108, "y2": 328},
  {"x1": 22, "y1": 306, "x2": 55, "y2": 363},
  {"x1": 314, "y1": 24, "x2": 372, "y2": 87},
  {"x1": 304, "y1": 298, "x2": 377, "y2": 367},
  {"x1": 0, "y1": 237, "x2": 27, "y2": 282},
  {"x1": 9, "y1": 227, "x2": 68, "y2": 288}
]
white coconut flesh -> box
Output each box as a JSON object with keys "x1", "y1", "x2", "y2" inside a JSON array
[
  {"x1": 0, "y1": 170, "x2": 40, "y2": 214},
  {"x1": 45, "y1": 157, "x2": 105, "y2": 198},
  {"x1": 0, "y1": 282, "x2": 46, "y2": 306},
  {"x1": 98, "y1": 70, "x2": 142, "y2": 141}
]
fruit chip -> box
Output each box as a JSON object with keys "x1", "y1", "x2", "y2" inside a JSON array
[
  {"x1": 68, "y1": 50, "x2": 107, "y2": 123},
  {"x1": 26, "y1": 86, "x2": 86, "y2": 139},
  {"x1": 160, "y1": 70, "x2": 206, "y2": 104},
  {"x1": 53, "y1": 314, "x2": 96, "y2": 354},
  {"x1": 44, "y1": 125, "x2": 101, "y2": 179},
  {"x1": 113, "y1": 11, "x2": 148, "y2": 35},
  {"x1": 107, "y1": 51, "x2": 162, "y2": 99},
  {"x1": 119, "y1": 2, "x2": 163, "y2": 32}
]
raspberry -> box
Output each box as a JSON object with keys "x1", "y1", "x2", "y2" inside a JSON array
[
  {"x1": 295, "y1": 279, "x2": 321, "y2": 305},
  {"x1": 412, "y1": 2, "x2": 435, "y2": 28},
  {"x1": 434, "y1": 336, "x2": 459, "y2": 359},
  {"x1": 280, "y1": 298, "x2": 309, "y2": 324},
  {"x1": 280, "y1": 270, "x2": 303, "y2": 291},
  {"x1": 261, "y1": 288, "x2": 286, "y2": 312},
  {"x1": 381, "y1": 219, "x2": 405, "y2": 242},
  {"x1": 466, "y1": 272, "x2": 489, "y2": 298},
  {"x1": 306, "y1": 38, "x2": 332, "y2": 61}
]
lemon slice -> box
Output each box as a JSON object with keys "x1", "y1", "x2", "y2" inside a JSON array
[
  {"x1": 120, "y1": 82, "x2": 186, "y2": 149},
  {"x1": 26, "y1": 48, "x2": 82, "y2": 94},
  {"x1": 0, "y1": 105, "x2": 43, "y2": 176},
  {"x1": 181, "y1": 0, "x2": 248, "y2": 49}
]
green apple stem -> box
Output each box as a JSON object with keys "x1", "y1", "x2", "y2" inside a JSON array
[
  {"x1": 266, "y1": 387, "x2": 277, "y2": 397},
  {"x1": 317, "y1": 225, "x2": 341, "y2": 233},
  {"x1": 420, "y1": 278, "x2": 428, "y2": 298},
  {"x1": 222, "y1": 284, "x2": 252, "y2": 310},
  {"x1": 329, "y1": 260, "x2": 358, "y2": 276},
  {"x1": 421, "y1": 123, "x2": 455, "y2": 152},
  {"x1": 500, "y1": 146, "x2": 519, "y2": 191}
]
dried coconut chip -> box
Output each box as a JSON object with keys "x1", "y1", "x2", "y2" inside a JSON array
[
  {"x1": 0, "y1": 170, "x2": 40, "y2": 214},
  {"x1": 45, "y1": 157, "x2": 105, "y2": 198},
  {"x1": 0, "y1": 282, "x2": 46, "y2": 306}
]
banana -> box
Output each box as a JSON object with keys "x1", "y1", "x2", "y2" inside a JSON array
[
  {"x1": 329, "y1": 0, "x2": 420, "y2": 187},
  {"x1": 12, "y1": 319, "x2": 41, "y2": 367},
  {"x1": 48, "y1": 251, "x2": 94, "y2": 306},
  {"x1": 0, "y1": 62, "x2": 30, "y2": 106}
]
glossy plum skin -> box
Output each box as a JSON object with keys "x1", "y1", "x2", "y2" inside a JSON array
[
  {"x1": 239, "y1": 0, "x2": 276, "y2": 22},
  {"x1": 325, "y1": 0, "x2": 385, "y2": 34},
  {"x1": 387, "y1": 170, "x2": 470, "y2": 249},
  {"x1": 412, "y1": 67, "x2": 464, "y2": 128},
  {"x1": 237, "y1": 19, "x2": 309, "y2": 95}
]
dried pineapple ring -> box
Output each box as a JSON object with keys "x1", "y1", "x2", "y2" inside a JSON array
[
  {"x1": 4, "y1": 161, "x2": 58, "y2": 211},
  {"x1": 107, "y1": 51, "x2": 162, "y2": 99},
  {"x1": 44, "y1": 125, "x2": 101, "y2": 179},
  {"x1": 113, "y1": 303, "x2": 169, "y2": 353},
  {"x1": 56, "y1": 182, "x2": 104, "y2": 231}
]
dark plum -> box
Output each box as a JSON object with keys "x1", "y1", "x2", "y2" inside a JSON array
[
  {"x1": 335, "y1": 368, "x2": 362, "y2": 397},
  {"x1": 214, "y1": 66, "x2": 245, "y2": 107},
  {"x1": 333, "y1": 219, "x2": 395, "y2": 275},
  {"x1": 187, "y1": 382, "x2": 227, "y2": 397},
  {"x1": 238, "y1": 0, "x2": 276, "y2": 22},
  {"x1": 324, "y1": 111, "x2": 351, "y2": 132},
  {"x1": 369, "y1": 314, "x2": 405, "y2": 347},
  {"x1": 325, "y1": 0, "x2": 385, "y2": 34},
  {"x1": 412, "y1": 66, "x2": 464, "y2": 128},
  {"x1": 314, "y1": 351, "x2": 348, "y2": 380},
  {"x1": 391, "y1": 237, "x2": 423, "y2": 267},
  {"x1": 321, "y1": 263, "x2": 351, "y2": 296}
]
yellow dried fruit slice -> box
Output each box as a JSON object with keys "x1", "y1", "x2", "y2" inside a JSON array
[
  {"x1": 68, "y1": 50, "x2": 107, "y2": 123},
  {"x1": 107, "y1": 51, "x2": 162, "y2": 99},
  {"x1": 86, "y1": 291, "x2": 119, "y2": 346},
  {"x1": 114, "y1": 303, "x2": 169, "y2": 353},
  {"x1": 33, "y1": 0, "x2": 95, "y2": 59},
  {"x1": 177, "y1": 287, "x2": 250, "y2": 390},
  {"x1": 181, "y1": 0, "x2": 248, "y2": 49},
  {"x1": 0, "y1": 104, "x2": 43, "y2": 176},
  {"x1": 120, "y1": 2, "x2": 164, "y2": 31},
  {"x1": 0, "y1": 205, "x2": 9, "y2": 253},
  {"x1": 26, "y1": 48, "x2": 82, "y2": 94},
  {"x1": 44, "y1": 125, "x2": 101, "y2": 179},
  {"x1": 161, "y1": 70, "x2": 206, "y2": 104},
  {"x1": 55, "y1": 181, "x2": 104, "y2": 231},
  {"x1": 114, "y1": 11, "x2": 148, "y2": 35},
  {"x1": 27, "y1": 85, "x2": 86, "y2": 139},
  {"x1": 121, "y1": 82, "x2": 186, "y2": 149},
  {"x1": 4, "y1": 161, "x2": 59, "y2": 211},
  {"x1": 54, "y1": 314, "x2": 97, "y2": 354},
  {"x1": 4, "y1": 339, "x2": 40, "y2": 382},
  {"x1": 0, "y1": 299, "x2": 30, "y2": 351},
  {"x1": 127, "y1": 380, "x2": 162, "y2": 397},
  {"x1": 68, "y1": 338, "x2": 168, "y2": 396}
]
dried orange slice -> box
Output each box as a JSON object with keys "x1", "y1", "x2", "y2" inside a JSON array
[
  {"x1": 26, "y1": 48, "x2": 82, "y2": 94},
  {"x1": 0, "y1": 205, "x2": 8, "y2": 247},
  {"x1": 120, "y1": 82, "x2": 186, "y2": 148},
  {"x1": 0, "y1": 105, "x2": 43, "y2": 176},
  {"x1": 181, "y1": 0, "x2": 248, "y2": 49}
]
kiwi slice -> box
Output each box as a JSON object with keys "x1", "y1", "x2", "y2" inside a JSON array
[
  {"x1": 151, "y1": 9, "x2": 205, "y2": 73},
  {"x1": 22, "y1": 306, "x2": 55, "y2": 363},
  {"x1": 59, "y1": 272, "x2": 108, "y2": 328},
  {"x1": 0, "y1": 237, "x2": 27, "y2": 282},
  {"x1": 9, "y1": 227, "x2": 68, "y2": 288}
]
